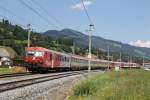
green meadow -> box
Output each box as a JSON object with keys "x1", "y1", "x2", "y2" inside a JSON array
[
  {"x1": 0, "y1": 67, "x2": 27, "y2": 74},
  {"x1": 69, "y1": 70, "x2": 150, "y2": 100}
]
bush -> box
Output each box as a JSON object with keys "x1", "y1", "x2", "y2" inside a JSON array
[{"x1": 74, "y1": 80, "x2": 97, "y2": 96}]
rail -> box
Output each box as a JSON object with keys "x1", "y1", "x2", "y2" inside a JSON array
[{"x1": 0, "y1": 71, "x2": 90, "y2": 93}]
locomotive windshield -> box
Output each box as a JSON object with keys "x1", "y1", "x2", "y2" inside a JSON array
[{"x1": 26, "y1": 51, "x2": 43, "y2": 57}]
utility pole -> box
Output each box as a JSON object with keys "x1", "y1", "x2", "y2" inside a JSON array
[
  {"x1": 130, "y1": 56, "x2": 132, "y2": 63},
  {"x1": 107, "y1": 46, "x2": 110, "y2": 70},
  {"x1": 130, "y1": 56, "x2": 132, "y2": 69},
  {"x1": 128, "y1": 56, "x2": 130, "y2": 68},
  {"x1": 97, "y1": 49, "x2": 98, "y2": 58},
  {"x1": 72, "y1": 42, "x2": 75, "y2": 55},
  {"x1": 143, "y1": 56, "x2": 145, "y2": 67},
  {"x1": 111, "y1": 55, "x2": 113, "y2": 61},
  {"x1": 120, "y1": 52, "x2": 122, "y2": 68},
  {"x1": 88, "y1": 24, "x2": 94, "y2": 74},
  {"x1": 27, "y1": 24, "x2": 31, "y2": 48}
]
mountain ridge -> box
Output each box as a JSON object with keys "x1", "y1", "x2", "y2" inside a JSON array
[{"x1": 44, "y1": 28, "x2": 150, "y2": 58}]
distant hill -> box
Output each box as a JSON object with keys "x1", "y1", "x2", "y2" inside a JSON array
[{"x1": 44, "y1": 29, "x2": 150, "y2": 58}]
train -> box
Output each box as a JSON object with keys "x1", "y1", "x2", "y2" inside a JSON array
[{"x1": 24, "y1": 47, "x2": 140, "y2": 72}]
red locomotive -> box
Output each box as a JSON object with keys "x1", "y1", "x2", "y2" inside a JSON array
[{"x1": 24, "y1": 47, "x2": 140, "y2": 72}]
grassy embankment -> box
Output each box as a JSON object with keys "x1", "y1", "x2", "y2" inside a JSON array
[{"x1": 69, "y1": 70, "x2": 150, "y2": 100}]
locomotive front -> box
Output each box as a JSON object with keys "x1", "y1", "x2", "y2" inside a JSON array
[{"x1": 24, "y1": 47, "x2": 45, "y2": 65}]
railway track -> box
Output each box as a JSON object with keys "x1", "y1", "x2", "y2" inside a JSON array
[
  {"x1": 0, "y1": 70, "x2": 91, "y2": 93},
  {"x1": 0, "y1": 73, "x2": 34, "y2": 79}
]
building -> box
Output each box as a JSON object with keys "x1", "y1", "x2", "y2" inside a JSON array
[
  {"x1": 0, "y1": 48, "x2": 12, "y2": 67},
  {"x1": 0, "y1": 48, "x2": 10, "y2": 58}
]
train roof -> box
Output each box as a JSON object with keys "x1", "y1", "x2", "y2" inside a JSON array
[
  {"x1": 26, "y1": 47, "x2": 138, "y2": 64},
  {"x1": 26, "y1": 47, "x2": 111, "y2": 61},
  {"x1": 26, "y1": 47, "x2": 49, "y2": 51},
  {"x1": 26, "y1": 47, "x2": 70, "y2": 57}
]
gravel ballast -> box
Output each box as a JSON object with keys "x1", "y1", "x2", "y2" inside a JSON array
[{"x1": 0, "y1": 71, "x2": 103, "y2": 100}]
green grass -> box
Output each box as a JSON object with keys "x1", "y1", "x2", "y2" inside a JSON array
[
  {"x1": 69, "y1": 70, "x2": 150, "y2": 100},
  {"x1": 0, "y1": 67, "x2": 13, "y2": 74},
  {"x1": 0, "y1": 67, "x2": 27, "y2": 74}
]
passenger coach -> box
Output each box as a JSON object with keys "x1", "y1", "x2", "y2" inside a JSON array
[{"x1": 24, "y1": 47, "x2": 140, "y2": 72}]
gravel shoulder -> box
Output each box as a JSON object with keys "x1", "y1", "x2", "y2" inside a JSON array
[{"x1": 0, "y1": 70, "x2": 104, "y2": 100}]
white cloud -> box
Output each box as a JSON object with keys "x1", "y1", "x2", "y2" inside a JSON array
[
  {"x1": 71, "y1": 0, "x2": 93, "y2": 11},
  {"x1": 129, "y1": 40, "x2": 150, "y2": 48}
]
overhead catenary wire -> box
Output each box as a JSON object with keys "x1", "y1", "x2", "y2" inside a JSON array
[
  {"x1": 0, "y1": 5, "x2": 26, "y2": 24},
  {"x1": 0, "y1": 5, "x2": 41, "y2": 29},
  {"x1": 19, "y1": 0, "x2": 60, "y2": 29},
  {"x1": 0, "y1": 13, "x2": 27, "y2": 28},
  {"x1": 81, "y1": 0, "x2": 94, "y2": 26},
  {"x1": 31, "y1": 0, "x2": 63, "y2": 28}
]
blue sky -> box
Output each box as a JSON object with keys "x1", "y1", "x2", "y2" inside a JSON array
[{"x1": 0, "y1": 0, "x2": 150, "y2": 46}]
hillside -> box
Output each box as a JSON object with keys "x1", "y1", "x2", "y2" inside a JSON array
[
  {"x1": 0, "y1": 19, "x2": 150, "y2": 62},
  {"x1": 44, "y1": 29, "x2": 150, "y2": 58},
  {"x1": 0, "y1": 20, "x2": 74, "y2": 59}
]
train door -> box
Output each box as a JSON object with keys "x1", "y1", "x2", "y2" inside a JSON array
[
  {"x1": 44, "y1": 51, "x2": 52, "y2": 68},
  {"x1": 52, "y1": 53, "x2": 61, "y2": 68}
]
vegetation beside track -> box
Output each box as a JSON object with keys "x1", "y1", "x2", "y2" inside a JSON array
[
  {"x1": 0, "y1": 67, "x2": 27, "y2": 75},
  {"x1": 69, "y1": 69, "x2": 150, "y2": 100}
]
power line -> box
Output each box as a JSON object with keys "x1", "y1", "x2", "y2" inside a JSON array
[
  {"x1": 19, "y1": 0, "x2": 59, "y2": 29},
  {"x1": 0, "y1": 13, "x2": 27, "y2": 28},
  {"x1": 0, "y1": 5, "x2": 41, "y2": 29},
  {"x1": 81, "y1": 0, "x2": 94, "y2": 26},
  {"x1": 0, "y1": 5, "x2": 26, "y2": 23},
  {"x1": 31, "y1": 0, "x2": 63, "y2": 27}
]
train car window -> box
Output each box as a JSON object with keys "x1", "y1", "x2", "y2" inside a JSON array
[
  {"x1": 61, "y1": 56, "x2": 63, "y2": 61},
  {"x1": 73, "y1": 58, "x2": 75, "y2": 62},
  {"x1": 74, "y1": 58, "x2": 77, "y2": 62},
  {"x1": 34, "y1": 52, "x2": 43, "y2": 57},
  {"x1": 26, "y1": 51, "x2": 34, "y2": 56},
  {"x1": 64, "y1": 57, "x2": 66, "y2": 61},
  {"x1": 67, "y1": 58, "x2": 69, "y2": 62},
  {"x1": 27, "y1": 51, "x2": 43, "y2": 57}
]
